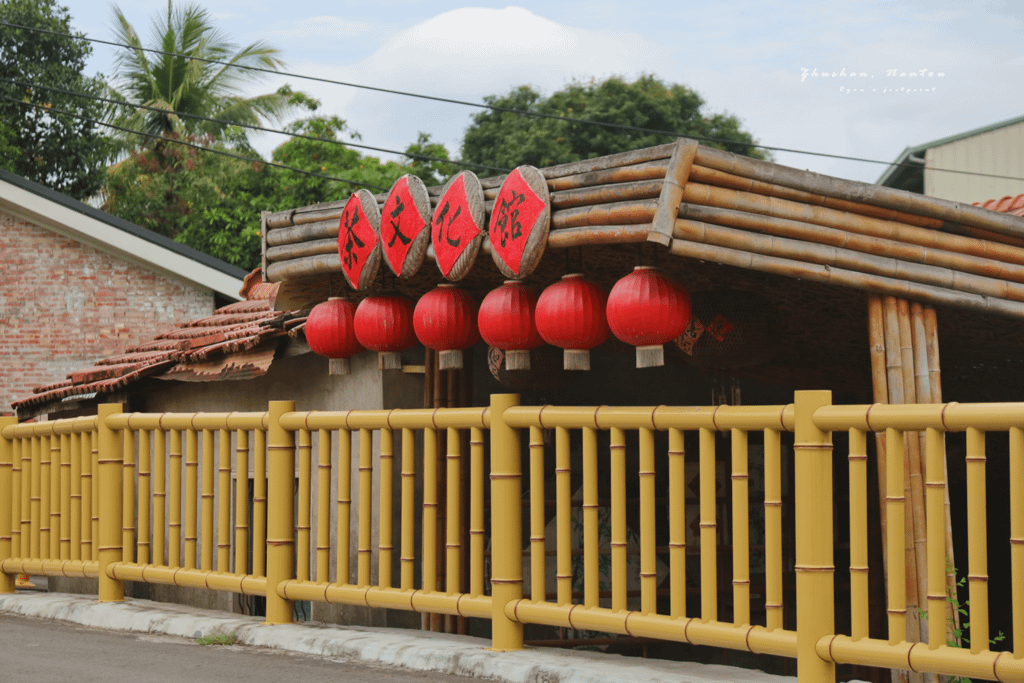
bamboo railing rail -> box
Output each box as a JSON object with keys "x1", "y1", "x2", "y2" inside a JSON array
[{"x1": 4, "y1": 394, "x2": 1024, "y2": 683}]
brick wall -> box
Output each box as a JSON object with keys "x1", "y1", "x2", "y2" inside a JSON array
[{"x1": 0, "y1": 208, "x2": 215, "y2": 412}]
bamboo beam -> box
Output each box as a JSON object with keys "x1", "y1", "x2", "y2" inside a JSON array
[
  {"x1": 666, "y1": 239, "x2": 1024, "y2": 320},
  {"x1": 681, "y1": 182, "x2": 1024, "y2": 269},
  {"x1": 550, "y1": 180, "x2": 663, "y2": 210},
  {"x1": 545, "y1": 160, "x2": 669, "y2": 191},
  {"x1": 266, "y1": 219, "x2": 339, "y2": 247},
  {"x1": 689, "y1": 164, "x2": 946, "y2": 230},
  {"x1": 694, "y1": 144, "x2": 1024, "y2": 241},
  {"x1": 650, "y1": 139, "x2": 699, "y2": 245},
  {"x1": 677, "y1": 202, "x2": 1024, "y2": 285},
  {"x1": 266, "y1": 238, "x2": 337, "y2": 262},
  {"x1": 552, "y1": 199, "x2": 658, "y2": 229},
  {"x1": 673, "y1": 217, "x2": 1024, "y2": 303}
]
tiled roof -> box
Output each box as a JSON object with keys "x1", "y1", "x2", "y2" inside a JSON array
[
  {"x1": 974, "y1": 194, "x2": 1024, "y2": 217},
  {"x1": 12, "y1": 269, "x2": 305, "y2": 413}
]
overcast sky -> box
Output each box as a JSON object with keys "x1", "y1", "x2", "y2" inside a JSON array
[{"x1": 59, "y1": 0, "x2": 1024, "y2": 186}]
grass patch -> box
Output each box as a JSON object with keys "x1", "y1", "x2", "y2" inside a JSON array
[{"x1": 196, "y1": 633, "x2": 238, "y2": 646}]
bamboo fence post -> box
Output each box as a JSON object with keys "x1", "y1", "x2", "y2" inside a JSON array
[
  {"x1": 266, "y1": 400, "x2": 295, "y2": 625},
  {"x1": 794, "y1": 390, "x2": 835, "y2": 683},
  {"x1": 0, "y1": 416, "x2": 14, "y2": 594},
  {"x1": 97, "y1": 403, "x2": 124, "y2": 603},
  {"x1": 489, "y1": 393, "x2": 523, "y2": 652}
]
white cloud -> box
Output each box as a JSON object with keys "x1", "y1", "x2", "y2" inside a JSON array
[
  {"x1": 254, "y1": 6, "x2": 669, "y2": 164},
  {"x1": 263, "y1": 16, "x2": 380, "y2": 40}
]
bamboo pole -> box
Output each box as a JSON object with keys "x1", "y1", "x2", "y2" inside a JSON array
[
  {"x1": 545, "y1": 159, "x2": 669, "y2": 191},
  {"x1": 551, "y1": 198, "x2": 659, "y2": 229},
  {"x1": 555, "y1": 426, "x2": 572, "y2": 607},
  {"x1": 489, "y1": 393, "x2": 524, "y2": 652},
  {"x1": 97, "y1": 404, "x2": 124, "y2": 603},
  {"x1": 677, "y1": 202, "x2": 1024, "y2": 286},
  {"x1": 673, "y1": 217, "x2": 1024, "y2": 302},
  {"x1": 681, "y1": 182, "x2": 1024, "y2": 269},
  {"x1": 867, "y1": 295, "x2": 890, "y2": 575},
  {"x1": 668, "y1": 427, "x2": 686, "y2": 620},
  {"x1": 550, "y1": 180, "x2": 663, "y2": 210},
  {"x1": 923, "y1": 308, "x2": 959, "y2": 630},
  {"x1": 610, "y1": 428, "x2": 627, "y2": 613},
  {"x1": 236, "y1": 429, "x2": 250, "y2": 576},
  {"x1": 0, "y1": 416, "x2": 14, "y2": 594},
  {"x1": 666, "y1": 239, "x2": 1024, "y2": 320},
  {"x1": 693, "y1": 144, "x2": 1024, "y2": 240},
  {"x1": 898, "y1": 301, "x2": 929, "y2": 647}
]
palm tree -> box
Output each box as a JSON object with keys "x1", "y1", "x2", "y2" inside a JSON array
[{"x1": 106, "y1": 0, "x2": 295, "y2": 150}]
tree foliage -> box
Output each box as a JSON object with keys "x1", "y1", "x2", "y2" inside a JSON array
[
  {"x1": 106, "y1": 0, "x2": 296, "y2": 151},
  {"x1": 101, "y1": 114, "x2": 451, "y2": 272},
  {"x1": 460, "y1": 75, "x2": 770, "y2": 170},
  {"x1": 0, "y1": 0, "x2": 111, "y2": 198}
]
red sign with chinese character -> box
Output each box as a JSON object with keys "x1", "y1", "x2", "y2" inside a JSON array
[
  {"x1": 337, "y1": 191, "x2": 381, "y2": 290},
  {"x1": 432, "y1": 173, "x2": 483, "y2": 279},
  {"x1": 488, "y1": 166, "x2": 549, "y2": 279},
  {"x1": 381, "y1": 175, "x2": 427, "y2": 277}
]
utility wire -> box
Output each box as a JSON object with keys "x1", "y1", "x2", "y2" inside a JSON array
[
  {"x1": 3, "y1": 19, "x2": 1024, "y2": 183},
  {"x1": 0, "y1": 75, "x2": 510, "y2": 174},
  {"x1": 1, "y1": 94, "x2": 389, "y2": 191}
]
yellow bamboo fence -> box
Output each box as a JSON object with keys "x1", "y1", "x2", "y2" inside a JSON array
[{"x1": 2, "y1": 392, "x2": 1023, "y2": 683}]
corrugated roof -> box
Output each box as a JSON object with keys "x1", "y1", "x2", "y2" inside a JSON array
[{"x1": 12, "y1": 270, "x2": 303, "y2": 415}]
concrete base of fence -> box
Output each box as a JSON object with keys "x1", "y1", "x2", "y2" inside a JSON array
[{"x1": 0, "y1": 592, "x2": 820, "y2": 683}]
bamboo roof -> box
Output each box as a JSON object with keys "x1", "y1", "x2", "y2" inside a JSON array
[{"x1": 263, "y1": 138, "x2": 1024, "y2": 321}]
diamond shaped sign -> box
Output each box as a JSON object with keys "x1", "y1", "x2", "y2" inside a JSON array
[
  {"x1": 337, "y1": 190, "x2": 381, "y2": 290},
  {"x1": 432, "y1": 172, "x2": 485, "y2": 280},
  {"x1": 488, "y1": 166, "x2": 550, "y2": 279}
]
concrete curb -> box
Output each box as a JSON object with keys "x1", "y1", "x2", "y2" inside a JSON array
[{"x1": 0, "y1": 592, "x2": 798, "y2": 683}]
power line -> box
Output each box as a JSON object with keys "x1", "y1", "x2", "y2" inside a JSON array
[
  {"x1": 3, "y1": 19, "x2": 1023, "y2": 184},
  {"x1": 1, "y1": 94, "x2": 389, "y2": 191},
  {"x1": 0, "y1": 76, "x2": 510, "y2": 174}
]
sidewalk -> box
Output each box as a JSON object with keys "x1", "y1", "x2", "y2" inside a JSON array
[{"x1": 0, "y1": 591, "x2": 800, "y2": 683}]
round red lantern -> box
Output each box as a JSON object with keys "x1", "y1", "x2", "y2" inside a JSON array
[
  {"x1": 606, "y1": 266, "x2": 691, "y2": 368},
  {"x1": 414, "y1": 284, "x2": 479, "y2": 370},
  {"x1": 535, "y1": 274, "x2": 609, "y2": 371},
  {"x1": 477, "y1": 281, "x2": 543, "y2": 370},
  {"x1": 305, "y1": 297, "x2": 363, "y2": 375},
  {"x1": 354, "y1": 294, "x2": 415, "y2": 370}
]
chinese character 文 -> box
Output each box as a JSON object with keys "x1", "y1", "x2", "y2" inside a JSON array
[{"x1": 387, "y1": 195, "x2": 411, "y2": 247}]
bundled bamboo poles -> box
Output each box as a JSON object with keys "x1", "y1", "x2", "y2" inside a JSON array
[{"x1": 867, "y1": 295, "x2": 959, "y2": 683}]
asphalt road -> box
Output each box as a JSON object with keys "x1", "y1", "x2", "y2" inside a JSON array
[{"x1": 0, "y1": 613, "x2": 479, "y2": 683}]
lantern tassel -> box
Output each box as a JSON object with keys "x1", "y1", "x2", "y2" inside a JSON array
[
  {"x1": 438, "y1": 349, "x2": 464, "y2": 370},
  {"x1": 636, "y1": 344, "x2": 665, "y2": 368},
  {"x1": 505, "y1": 349, "x2": 532, "y2": 371},
  {"x1": 564, "y1": 349, "x2": 591, "y2": 371},
  {"x1": 379, "y1": 352, "x2": 403, "y2": 370},
  {"x1": 329, "y1": 358, "x2": 352, "y2": 376}
]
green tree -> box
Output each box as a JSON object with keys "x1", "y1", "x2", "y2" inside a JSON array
[
  {"x1": 460, "y1": 75, "x2": 770, "y2": 169},
  {"x1": 106, "y1": 0, "x2": 296, "y2": 151},
  {"x1": 0, "y1": 0, "x2": 112, "y2": 198}
]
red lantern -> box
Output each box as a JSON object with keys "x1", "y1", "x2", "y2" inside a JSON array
[
  {"x1": 535, "y1": 274, "x2": 609, "y2": 371},
  {"x1": 606, "y1": 266, "x2": 691, "y2": 368},
  {"x1": 305, "y1": 297, "x2": 363, "y2": 375},
  {"x1": 414, "y1": 284, "x2": 479, "y2": 370},
  {"x1": 354, "y1": 294, "x2": 415, "y2": 370},
  {"x1": 477, "y1": 281, "x2": 543, "y2": 370}
]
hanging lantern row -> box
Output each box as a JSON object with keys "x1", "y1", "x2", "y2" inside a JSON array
[
  {"x1": 336, "y1": 168, "x2": 552, "y2": 291},
  {"x1": 306, "y1": 268, "x2": 690, "y2": 371}
]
